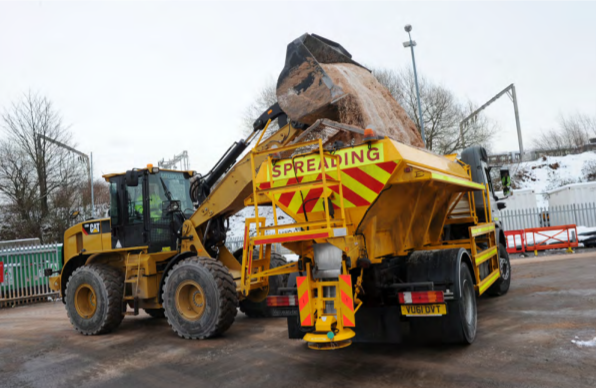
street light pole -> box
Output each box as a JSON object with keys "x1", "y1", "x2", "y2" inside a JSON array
[
  {"x1": 403, "y1": 24, "x2": 426, "y2": 148},
  {"x1": 90, "y1": 152, "x2": 95, "y2": 217}
]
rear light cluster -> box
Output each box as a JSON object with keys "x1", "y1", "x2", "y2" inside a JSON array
[
  {"x1": 398, "y1": 291, "x2": 444, "y2": 304},
  {"x1": 266, "y1": 295, "x2": 298, "y2": 307}
]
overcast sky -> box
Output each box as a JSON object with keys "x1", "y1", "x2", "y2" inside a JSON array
[{"x1": 1, "y1": 1, "x2": 595, "y2": 177}]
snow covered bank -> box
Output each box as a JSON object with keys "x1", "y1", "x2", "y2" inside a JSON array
[{"x1": 507, "y1": 152, "x2": 596, "y2": 207}]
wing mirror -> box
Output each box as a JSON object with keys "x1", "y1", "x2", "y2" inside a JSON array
[{"x1": 125, "y1": 170, "x2": 139, "y2": 187}]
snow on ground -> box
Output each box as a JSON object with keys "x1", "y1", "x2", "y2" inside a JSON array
[
  {"x1": 507, "y1": 151, "x2": 596, "y2": 207},
  {"x1": 571, "y1": 336, "x2": 596, "y2": 348},
  {"x1": 284, "y1": 254, "x2": 299, "y2": 262},
  {"x1": 227, "y1": 207, "x2": 297, "y2": 239}
]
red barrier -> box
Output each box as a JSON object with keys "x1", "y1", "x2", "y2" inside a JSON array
[
  {"x1": 504, "y1": 225, "x2": 578, "y2": 255},
  {"x1": 0, "y1": 261, "x2": 3, "y2": 283},
  {"x1": 504, "y1": 230, "x2": 526, "y2": 254},
  {"x1": 525, "y1": 224, "x2": 578, "y2": 254}
]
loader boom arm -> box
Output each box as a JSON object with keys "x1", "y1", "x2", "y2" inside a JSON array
[{"x1": 185, "y1": 119, "x2": 303, "y2": 251}]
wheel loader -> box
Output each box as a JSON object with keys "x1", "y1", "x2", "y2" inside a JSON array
[{"x1": 47, "y1": 33, "x2": 511, "y2": 348}]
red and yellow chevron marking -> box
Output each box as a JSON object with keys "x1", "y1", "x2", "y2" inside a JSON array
[
  {"x1": 296, "y1": 276, "x2": 314, "y2": 327},
  {"x1": 338, "y1": 274, "x2": 355, "y2": 327},
  {"x1": 257, "y1": 143, "x2": 398, "y2": 215}
]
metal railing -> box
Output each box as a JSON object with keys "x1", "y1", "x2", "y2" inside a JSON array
[
  {"x1": 225, "y1": 236, "x2": 293, "y2": 256},
  {"x1": 0, "y1": 243, "x2": 63, "y2": 308},
  {"x1": 501, "y1": 203, "x2": 596, "y2": 231}
]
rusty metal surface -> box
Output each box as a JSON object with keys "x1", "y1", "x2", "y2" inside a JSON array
[{"x1": 1, "y1": 254, "x2": 595, "y2": 388}]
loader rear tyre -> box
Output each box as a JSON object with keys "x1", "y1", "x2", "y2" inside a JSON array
[
  {"x1": 486, "y1": 244, "x2": 511, "y2": 296},
  {"x1": 162, "y1": 256, "x2": 237, "y2": 339},
  {"x1": 144, "y1": 308, "x2": 165, "y2": 318},
  {"x1": 233, "y1": 249, "x2": 288, "y2": 318},
  {"x1": 65, "y1": 264, "x2": 124, "y2": 336},
  {"x1": 410, "y1": 262, "x2": 477, "y2": 345}
]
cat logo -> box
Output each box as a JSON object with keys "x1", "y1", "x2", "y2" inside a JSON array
[{"x1": 82, "y1": 222, "x2": 101, "y2": 235}]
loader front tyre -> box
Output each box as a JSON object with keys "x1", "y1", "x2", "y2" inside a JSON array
[
  {"x1": 486, "y1": 244, "x2": 511, "y2": 296},
  {"x1": 65, "y1": 264, "x2": 124, "y2": 336},
  {"x1": 236, "y1": 252, "x2": 288, "y2": 318},
  {"x1": 162, "y1": 257, "x2": 237, "y2": 339},
  {"x1": 144, "y1": 308, "x2": 165, "y2": 318}
]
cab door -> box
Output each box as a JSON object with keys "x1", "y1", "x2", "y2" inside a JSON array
[{"x1": 110, "y1": 172, "x2": 148, "y2": 249}]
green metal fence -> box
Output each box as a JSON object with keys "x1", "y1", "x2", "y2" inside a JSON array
[{"x1": 0, "y1": 243, "x2": 63, "y2": 308}]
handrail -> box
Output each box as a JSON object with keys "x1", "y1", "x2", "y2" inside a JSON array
[{"x1": 249, "y1": 138, "x2": 347, "y2": 239}]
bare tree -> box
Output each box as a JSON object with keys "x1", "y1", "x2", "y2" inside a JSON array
[
  {"x1": 533, "y1": 128, "x2": 570, "y2": 151},
  {"x1": 373, "y1": 68, "x2": 496, "y2": 154},
  {"x1": 0, "y1": 92, "x2": 87, "y2": 242},
  {"x1": 0, "y1": 142, "x2": 42, "y2": 239},
  {"x1": 2, "y1": 92, "x2": 72, "y2": 217},
  {"x1": 533, "y1": 112, "x2": 596, "y2": 150},
  {"x1": 242, "y1": 80, "x2": 278, "y2": 137}
]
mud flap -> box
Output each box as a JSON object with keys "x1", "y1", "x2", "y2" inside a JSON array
[{"x1": 351, "y1": 306, "x2": 402, "y2": 343}]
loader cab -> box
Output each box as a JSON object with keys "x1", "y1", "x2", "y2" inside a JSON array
[{"x1": 105, "y1": 167, "x2": 195, "y2": 253}]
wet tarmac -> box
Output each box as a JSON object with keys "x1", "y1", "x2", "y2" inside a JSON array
[{"x1": 1, "y1": 253, "x2": 595, "y2": 388}]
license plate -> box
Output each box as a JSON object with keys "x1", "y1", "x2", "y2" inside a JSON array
[
  {"x1": 270, "y1": 308, "x2": 298, "y2": 317},
  {"x1": 401, "y1": 303, "x2": 447, "y2": 316}
]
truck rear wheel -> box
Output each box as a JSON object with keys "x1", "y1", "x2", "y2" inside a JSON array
[
  {"x1": 234, "y1": 249, "x2": 288, "y2": 318},
  {"x1": 65, "y1": 264, "x2": 124, "y2": 335},
  {"x1": 445, "y1": 262, "x2": 477, "y2": 344},
  {"x1": 486, "y1": 244, "x2": 511, "y2": 296},
  {"x1": 162, "y1": 257, "x2": 237, "y2": 339},
  {"x1": 410, "y1": 261, "x2": 477, "y2": 344}
]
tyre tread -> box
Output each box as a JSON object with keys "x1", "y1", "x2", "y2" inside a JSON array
[
  {"x1": 163, "y1": 256, "x2": 237, "y2": 340},
  {"x1": 65, "y1": 264, "x2": 124, "y2": 336}
]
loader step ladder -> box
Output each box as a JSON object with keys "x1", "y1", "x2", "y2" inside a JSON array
[{"x1": 122, "y1": 252, "x2": 141, "y2": 316}]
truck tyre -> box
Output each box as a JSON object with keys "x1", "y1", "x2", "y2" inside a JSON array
[
  {"x1": 162, "y1": 256, "x2": 237, "y2": 339},
  {"x1": 486, "y1": 244, "x2": 511, "y2": 296},
  {"x1": 444, "y1": 262, "x2": 477, "y2": 344},
  {"x1": 409, "y1": 262, "x2": 477, "y2": 344},
  {"x1": 233, "y1": 249, "x2": 289, "y2": 318},
  {"x1": 65, "y1": 264, "x2": 124, "y2": 335},
  {"x1": 144, "y1": 308, "x2": 165, "y2": 318}
]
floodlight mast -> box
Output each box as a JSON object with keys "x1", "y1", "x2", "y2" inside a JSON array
[
  {"x1": 402, "y1": 24, "x2": 426, "y2": 147},
  {"x1": 37, "y1": 133, "x2": 95, "y2": 218}
]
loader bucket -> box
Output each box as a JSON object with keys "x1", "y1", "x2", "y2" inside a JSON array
[{"x1": 276, "y1": 33, "x2": 368, "y2": 125}]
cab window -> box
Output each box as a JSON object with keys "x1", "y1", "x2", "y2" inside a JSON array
[
  {"x1": 126, "y1": 176, "x2": 145, "y2": 224},
  {"x1": 110, "y1": 182, "x2": 119, "y2": 225}
]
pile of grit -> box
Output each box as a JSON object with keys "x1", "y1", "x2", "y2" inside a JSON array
[{"x1": 321, "y1": 63, "x2": 424, "y2": 148}]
